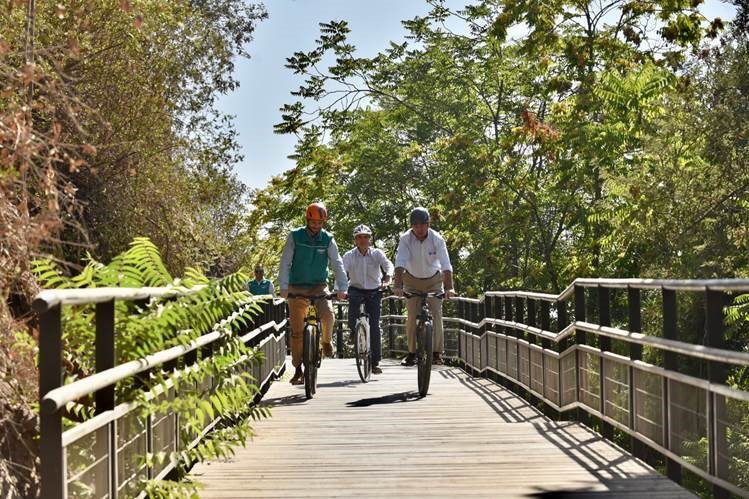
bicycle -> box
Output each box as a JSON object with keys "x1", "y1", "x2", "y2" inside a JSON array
[
  {"x1": 352, "y1": 300, "x2": 371, "y2": 382},
  {"x1": 403, "y1": 291, "x2": 445, "y2": 397},
  {"x1": 287, "y1": 292, "x2": 336, "y2": 399}
]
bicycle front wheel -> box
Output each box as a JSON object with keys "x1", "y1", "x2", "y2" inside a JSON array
[
  {"x1": 354, "y1": 320, "x2": 371, "y2": 383},
  {"x1": 416, "y1": 321, "x2": 433, "y2": 397},
  {"x1": 303, "y1": 325, "x2": 317, "y2": 399}
]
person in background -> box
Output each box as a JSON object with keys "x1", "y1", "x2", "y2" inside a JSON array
[{"x1": 248, "y1": 264, "x2": 275, "y2": 296}]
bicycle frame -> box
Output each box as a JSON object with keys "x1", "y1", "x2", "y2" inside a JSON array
[
  {"x1": 287, "y1": 292, "x2": 335, "y2": 398},
  {"x1": 402, "y1": 291, "x2": 444, "y2": 397}
]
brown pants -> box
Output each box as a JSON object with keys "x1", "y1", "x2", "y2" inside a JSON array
[
  {"x1": 404, "y1": 272, "x2": 444, "y2": 353},
  {"x1": 287, "y1": 284, "x2": 334, "y2": 368}
]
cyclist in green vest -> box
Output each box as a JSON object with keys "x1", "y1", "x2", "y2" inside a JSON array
[
  {"x1": 248, "y1": 264, "x2": 275, "y2": 296},
  {"x1": 279, "y1": 202, "x2": 348, "y2": 385}
]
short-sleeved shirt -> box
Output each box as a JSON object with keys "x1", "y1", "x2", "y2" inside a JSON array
[
  {"x1": 394, "y1": 228, "x2": 452, "y2": 278},
  {"x1": 342, "y1": 247, "x2": 394, "y2": 290}
]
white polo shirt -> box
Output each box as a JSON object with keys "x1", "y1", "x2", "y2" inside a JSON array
[
  {"x1": 394, "y1": 228, "x2": 453, "y2": 278},
  {"x1": 342, "y1": 247, "x2": 394, "y2": 290}
]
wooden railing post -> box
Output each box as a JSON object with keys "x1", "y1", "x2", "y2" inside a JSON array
[
  {"x1": 480, "y1": 298, "x2": 487, "y2": 371},
  {"x1": 628, "y1": 286, "x2": 646, "y2": 459},
  {"x1": 574, "y1": 285, "x2": 587, "y2": 424},
  {"x1": 504, "y1": 296, "x2": 513, "y2": 382},
  {"x1": 336, "y1": 302, "x2": 344, "y2": 358},
  {"x1": 39, "y1": 303, "x2": 65, "y2": 499},
  {"x1": 387, "y1": 298, "x2": 394, "y2": 358},
  {"x1": 527, "y1": 298, "x2": 536, "y2": 390},
  {"x1": 598, "y1": 286, "x2": 613, "y2": 440},
  {"x1": 557, "y1": 299, "x2": 568, "y2": 409},
  {"x1": 95, "y1": 300, "x2": 118, "y2": 496},
  {"x1": 662, "y1": 287, "x2": 681, "y2": 484},
  {"x1": 706, "y1": 289, "x2": 730, "y2": 499}
]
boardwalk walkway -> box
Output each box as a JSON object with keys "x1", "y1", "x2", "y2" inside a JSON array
[{"x1": 191, "y1": 359, "x2": 694, "y2": 498}]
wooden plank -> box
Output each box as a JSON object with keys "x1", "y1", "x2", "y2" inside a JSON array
[{"x1": 191, "y1": 359, "x2": 695, "y2": 498}]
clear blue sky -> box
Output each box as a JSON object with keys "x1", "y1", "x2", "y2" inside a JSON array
[{"x1": 218, "y1": 0, "x2": 737, "y2": 192}]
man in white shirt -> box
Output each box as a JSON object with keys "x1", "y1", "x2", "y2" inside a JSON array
[
  {"x1": 342, "y1": 224, "x2": 394, "y2": 374},
  {"x1": 393, "y1": 207, "x2": 455, "y2": 366}
]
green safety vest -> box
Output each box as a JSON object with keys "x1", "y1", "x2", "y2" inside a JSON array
[
  {"x1": 248, "y1": 279, "x2": 272, "y2": 295},
  {"x1": 289, "y1": 227, "x2": 332, "y2": 288}
]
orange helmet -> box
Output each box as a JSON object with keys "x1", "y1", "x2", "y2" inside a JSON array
[{"x1": 305, "y1": 202, "x2": 328, "y2": 221}]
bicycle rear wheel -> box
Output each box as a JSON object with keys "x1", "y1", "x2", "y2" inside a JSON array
[
  {"x1": 354, "y1": 320, "x2": 371, "y2": 383},
  {"x1": 303, "y1": 325, "x2": 317, "y2": 399},
  {"x1": 416, "y1": 321, "x2": 433, "y2": 397}
]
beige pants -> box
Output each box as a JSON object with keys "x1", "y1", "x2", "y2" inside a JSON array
[
  {"x1": 288, "y1": 284, "x2": 335, "y2": 368},
  {"x1": 404, "y1": 271, "x2": 444, "y2": 353}
]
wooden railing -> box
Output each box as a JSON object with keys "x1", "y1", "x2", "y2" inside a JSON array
[
  {"x1": 383, "y1": 278, "x2": 749, "y2": 498},
  {"x1": 34, "y1": 288, "x2": 287, "y2": 499}
]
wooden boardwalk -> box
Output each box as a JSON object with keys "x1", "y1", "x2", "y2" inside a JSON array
[{"x1": 191, "y1": 359, "x2": 694, "y2": 498}]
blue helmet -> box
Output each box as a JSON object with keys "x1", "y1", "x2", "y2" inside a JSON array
[{"x1": 409, "y1": 207, "x2": 430, "y2": 225}]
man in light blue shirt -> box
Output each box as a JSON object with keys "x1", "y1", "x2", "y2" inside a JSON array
[
  {"x1": 342, "y1": 224, "x2": 394, "y2": 374},
  {"x1": 393, "y1": 207, "x2": 455, "y2": 366}
]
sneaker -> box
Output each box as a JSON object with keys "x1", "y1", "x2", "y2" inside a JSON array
[
  {"x1": 372, "y1": 365, "x2": 383, "y2": 375},
  {"x1": 401, "y1": 353, "x2": 416, "y2": 366},
  {"x1": 322, "y1": 342, "x2": 334, "y2": 358},
  {"x1": 290, "y1": 366, "x2": 304, "y2": 385},
  {"x1": 432, "y1": 352, "x2": 444, "y2": 365}
]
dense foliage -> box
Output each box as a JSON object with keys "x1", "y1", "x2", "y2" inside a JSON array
[
  {"x1": 32, "y1": 237, "x2": 271, "y2": 498},
  {"x1": 252, "y1": 0, "x2": 747, "y2": 297},
  {"x1": 1, "y1": 1, "x2": 266, "y2": 496}
]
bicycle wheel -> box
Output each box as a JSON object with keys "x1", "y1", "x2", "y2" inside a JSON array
[
  {"x1": 312, "y1": 327, "x2": 320, "y2": 394},
  {"x1": 354, "y1": 320, "x2": 371, "y2": 383},
  {"x1": 303, "y1": 325, "x2": 316, "y2": 399},
  {"x1": 416, "y1": 321, "x2": 433, "y2": 397}
]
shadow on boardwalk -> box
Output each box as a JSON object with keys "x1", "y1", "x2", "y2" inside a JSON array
[{"x1": 445, "y1": 367, "x2": 694, "y2": 498}]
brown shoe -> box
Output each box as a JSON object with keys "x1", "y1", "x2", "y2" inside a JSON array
[
  {"x1": 322, "y1": 342, "x2": 334, "y2": 358},
  {"x1": 432, "y1": 352, "x2": 444, "y2": 365},
  {"x1": 372, "y1": 365, "x2": 383, "y2": 375},
  {"x1": 290, "y1": 366, "x2": 304, "y2": 385}
]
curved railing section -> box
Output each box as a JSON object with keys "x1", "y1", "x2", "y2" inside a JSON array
[
  {"x1": 383, "y1": 278, "x2": 749, "y2": 498},
  {"x1": 34, "y1": 288, "x2": 288, "y2": 499}
]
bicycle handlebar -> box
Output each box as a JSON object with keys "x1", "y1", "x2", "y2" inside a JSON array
[
  {"x1": 403, "y1": 291, "x2": 446, "y2": 299},
  {"x1": 286, "y1": 292, "x2": 337, "y2": 301}
]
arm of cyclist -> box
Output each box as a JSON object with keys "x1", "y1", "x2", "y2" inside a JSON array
[
  {"x1": 392, "y1": 267, "x2": 405, "y2": 297},
  {"x1": 377, "y1": 248, "x2": 394, "y2": 288},
  {"x1": 442, "y1": 270, "x2": 456, "y2": 299},
  {"x1": 278, "y1": 233, "x2": 295, "y2": 299},
  {"x1": 327, "y1": 236, "x2": 348, "y2": 300}
]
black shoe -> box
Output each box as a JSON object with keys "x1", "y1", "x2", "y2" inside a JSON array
[
  {"x1": 432, "y1": 352, "x2": 444, "y2": 365},
  {"x1": 401, "y1": 353, "x2": 416, "y2": 366},
  {"x1": 290, "y1": 366, "x2": 304, "y2": 385}
]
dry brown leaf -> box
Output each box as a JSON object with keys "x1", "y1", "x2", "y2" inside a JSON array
[
  {"x1": 133, "y1": 15, "x2": 143, "y2": 31},
  {"x1": 0, "y1": 40, "x2": 10, "y2": 55},
  {"x1": 68, "y1": 38, "x2": 80, "y2": 58},
  {"x1": 119, "y1": 0, "x2": 132, "y2": 12},
  {"x1": 20, "y1": 64, "x2": 35, "y2": 86},
  {"x1": 68, "y1": 158, "x2": 86, "y2": 173},
  {"x1": 63, "y1": 182, "x2": 78, "y2": 197},
  {"x1": 82, "y1": 144, "x2": 97, "y2": 156},
  {"x1": 56, "y1": 4, "x2": 66, "y2": 19}
]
